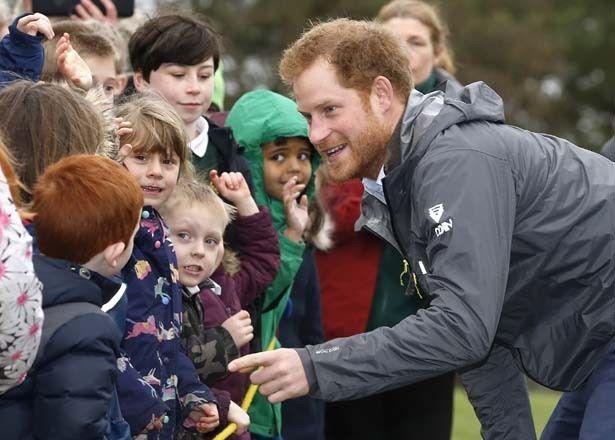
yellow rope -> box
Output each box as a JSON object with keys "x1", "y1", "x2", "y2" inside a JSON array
[{"x1": 212, "y1": 337, "x2": 278, "y2": 440}]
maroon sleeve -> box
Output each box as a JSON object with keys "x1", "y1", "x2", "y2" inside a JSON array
[{"x1": 228, "y1": 207, "x2": 280, "y2": 307}]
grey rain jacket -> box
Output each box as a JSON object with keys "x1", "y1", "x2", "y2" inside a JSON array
[{"x1": 297, "y1": 82, "x2": 615, "y2": 439}]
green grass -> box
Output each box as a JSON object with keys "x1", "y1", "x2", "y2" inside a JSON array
[{"x1": 452, "y1": 386, "x2": 561, "y2": 439}]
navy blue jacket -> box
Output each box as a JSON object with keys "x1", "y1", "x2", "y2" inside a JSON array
[
  {"x1": 278, "y1": 248, "x2": 325, "y2": 440},
  {"x1": 0, "y1": 14, "x2": 45, "y2": 85},
  {"x1": 0, "y1": 255, "x2": 121, "y2": 439}
]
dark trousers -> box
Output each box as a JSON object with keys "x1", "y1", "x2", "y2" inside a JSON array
[
  {"x1": 541, "y1": 341, "x2": 615, "y2": 440},
  {"x1": 325, "y1": 372, "x2": 454, "y2": 440}
]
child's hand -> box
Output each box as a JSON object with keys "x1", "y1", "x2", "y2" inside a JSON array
[
  {"x1": 55, "y1": 33, "x2": 93, "y2": 90},
  {"x1": 142, "y1": 412, "x2": 166, "y2": 433},
  {"x1": 221, "y1": 310, "x2": 254, "y2": 349},
  {"x1": 114, "y1": 117, "x2": 133, "y2": 163},
  {"x1": 282, "y1": 176, "x2": 309, "y2": 242},
  {"x1": 17, "y1": 13, "x2": 54, "y2": 40},
  {"x1": 210, "y1": 170, "x2": 258, "y2": 216},
  {"x1": 189, "y1": 402, "x2": 219, "y2": 433},
  {"x1": 227, "y1": 401, "x2": 250, "y2": 435}
]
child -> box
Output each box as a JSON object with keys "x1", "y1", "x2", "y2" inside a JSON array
[
  {"x1": 0, "y1": 80, "x2": 107, "y2": 202},
  {"x1": 159, "y1": 171, "x2": 280, "y2": 438},
  {"x1": 115, "y1": 94, "x2": 219, "y2": 439},
  {"x1": 226, "y1": 90, "x2": 330, "y2": 440},
  {"x1": 128, "y1": 13, "x2": 252, "y2": 182},
  {"x1": 0, "y1": 138, "x2": 43, "y2": 395},
  {"x1": 0, "y1": 154, "x2": 142, "y2": 439},
  {"x1": 0, "y1": 12, "x2": 54, "y2": 85},
  {"x1": 41, "y1": 20, "x2": 127, "y2": 101}
]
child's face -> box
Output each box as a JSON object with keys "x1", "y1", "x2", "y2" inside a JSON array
[
  {"x1": 135, "y1": 57, "x2": 215, "y2": 128},
  {"x1": 166, "y1": 202, "x2": 226, "y2": 287},
  {"x1": 83, "y1": 54, "x2": 122, "y2": 104},
  {"x1": 262, "y1": 137, "x2": 313, "y2": 201},
  {"x1": 123, "y1": 149, "x2": 180, "y2": 209}
]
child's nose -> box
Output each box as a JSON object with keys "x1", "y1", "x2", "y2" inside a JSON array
[{"x1": 146, "y1": 158, "x2": 163, "y2": 177}]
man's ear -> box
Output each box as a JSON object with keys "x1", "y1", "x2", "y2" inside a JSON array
[
  {"x1": 103, "y1": 242, "x2": 127, "y2": 269},
  {"x1": 132, "y1": 71, "x2": 149, "y2": 92},
  {"x1": 371, "y1": 76, "x2": 395, "y2": 114}
]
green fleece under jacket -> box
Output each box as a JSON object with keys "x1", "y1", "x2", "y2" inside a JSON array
[{"x1": 226, "y1": 89, "x2": 320, "y2": 437}]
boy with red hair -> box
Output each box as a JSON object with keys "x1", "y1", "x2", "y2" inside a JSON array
[{"x1": 0, "y1": 154, "x2": 143, "y2": 439}]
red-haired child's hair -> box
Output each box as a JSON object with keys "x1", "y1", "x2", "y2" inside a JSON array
[{"x1": 33, "y1": 154, "x2": 143, "y2": 264}]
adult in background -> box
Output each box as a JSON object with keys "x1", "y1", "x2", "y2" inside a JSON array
[
  {"x1": 317, "y1": 2, "x2": 458, "y2": 438},
  {"x1": 229, "y1": 18, "x2": 615, "y2": 440}
]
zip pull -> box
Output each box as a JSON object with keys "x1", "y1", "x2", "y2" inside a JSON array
[
  {"x1": 412, "y1": 272, "x2": 424, "y2": 299},
  {"x1": 400, "y1": 259, "x2": 410, "y2": 286}
]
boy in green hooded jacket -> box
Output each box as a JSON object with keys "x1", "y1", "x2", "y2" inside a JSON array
[{"x1": 226, "y1": 89, "x2": 326, "y2": 439}]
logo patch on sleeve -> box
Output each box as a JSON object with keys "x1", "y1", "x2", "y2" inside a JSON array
[
  {"x1": 428, "y1": 203, "x2": 453, "y2": 236},
  {"x1": 428, "y1": 203, "x2": 444, "y2": 223}
]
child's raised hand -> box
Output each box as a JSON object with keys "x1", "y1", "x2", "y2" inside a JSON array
[
  {"x1": 221, "y1": 310, "x2": 254, "y2": 349},
  {"x1": 113, "y1": 117, "x2": 133, "y2": 163},
  {"x1": 189, "y1": 402, "x2": 219, "y2": 433},
  {"x1": 55, "y1": 33, "x2": 93, "y2": 90},
  {"x1": 282, "y1": 176, "x2": 309, "y2": 242},
  {"x1": 227, "y1": 401, "x2": 250, "y2": 435},
  {"x1": 17, "y1": 13, "x2": 54, "y2": 40},
  {"x1": 209, "y1": 170, "x2": 258, "y2": 216}
]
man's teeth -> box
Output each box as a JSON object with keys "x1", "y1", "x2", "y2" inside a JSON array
[{"x1": 326, "y1": 144, "x2": 345, "y2": 156}]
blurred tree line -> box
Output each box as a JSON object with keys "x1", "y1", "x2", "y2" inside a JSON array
[{"x1": 170, "y1": 0, "x2": 615, "y2": 149}]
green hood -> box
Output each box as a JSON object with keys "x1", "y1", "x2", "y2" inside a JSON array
[{"x1": 226, "y1": 89, "x2": 320, "y2": 232}]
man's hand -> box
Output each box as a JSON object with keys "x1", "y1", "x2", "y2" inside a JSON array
[
  {"x1": 71, "y1": 0, "x2": 118, "y2": 24},
  {"x1": 55, "y1": 33, "x2": 93, "y2": 90},
  {"x1": 228, "y1": 348, "x2": 310, "y2": 403},
  {"x1": 282, "y1": 176, "x2": 309, "y2": 242},
  {"x1": 221, "y1": 310, "x2": 254, "y2": 349},
  {"x1": 189, "y1": 402, "x2": 219, "y2": 433},
  {"x1": 227, "y1": 401, "x2": 250, "y2": 435},
  {"x1": 209, "y1": 170, "x2": 259, "y2": 216},
  {"x1": 17, "y1": 13, "x2": 54, "y2": 39}
]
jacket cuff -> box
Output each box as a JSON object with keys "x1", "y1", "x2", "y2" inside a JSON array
[
  {"x1": 9, "y1": 13, "x2": 45, "y2": 45},
  {"x1": 295, "y1": 348, "x2": 319, "y2": 394}
]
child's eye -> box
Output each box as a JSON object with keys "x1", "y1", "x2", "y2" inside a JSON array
[
  {"x1": 171, "y1": 73, "x2": 185, "y2": 78},
  {"x1": 133, "y1": 154, "x2": 147, "y2": 162},
  {"x1": 177, "y1": 232, "x2": 190, "y2": 240},
  {"x1": 271, "y1": 153, "x2": 285, "y2": 162},
  {"x1": 298, "y1": 152, "x2": 312, "y2": 161},
  {"x1": 200, "y1": 74, "x2": 212, "y2": 80},
  {"x1": 205, "y1": 238, "x2": 218, "y2": 246},
  {"x1": 163, "y1": 158, "x2": 178, "y2": 166}
]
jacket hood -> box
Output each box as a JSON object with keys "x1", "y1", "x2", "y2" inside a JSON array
[
  {"x1": 226, "y1": 89, "x2": 320, "y2": 232},
  {"x1": 397, "y1": 81, "x2": 505, "y2": 166},
  {"x1": 33, "y1": 254, "x2": 118, "y2": 308}
]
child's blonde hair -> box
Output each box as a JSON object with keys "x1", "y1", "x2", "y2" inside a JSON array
[
  {"x1": 115, "y1": 94, "x2": 193, "y2": 177},
  {"x1": 160, "y1": 177, "x2": 236, "y2": 229}
]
